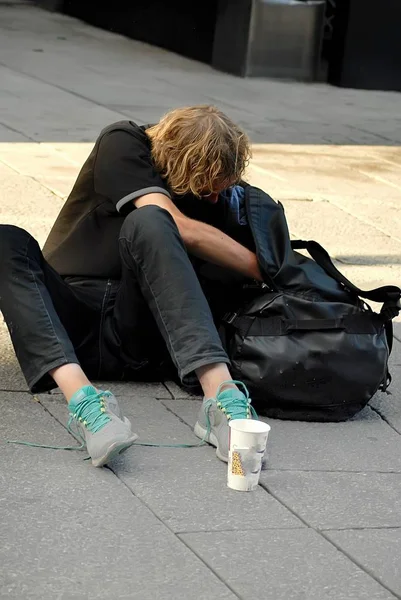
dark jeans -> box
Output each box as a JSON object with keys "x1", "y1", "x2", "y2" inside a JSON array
[{"x1": 0, "y1": 206, "x2": 238, "y2": 394}]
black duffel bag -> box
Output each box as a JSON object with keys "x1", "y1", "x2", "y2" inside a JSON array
[{"x1": 221, "y1": 186, "x2": 400, "y2": 422}]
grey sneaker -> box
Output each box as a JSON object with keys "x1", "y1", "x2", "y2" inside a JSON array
[
  {"x1": 68, "y1": 385, "x2": 138, "y2": 467},
  {"x1": 193, "y1": 381, "x2": 257, "y2": 462}
]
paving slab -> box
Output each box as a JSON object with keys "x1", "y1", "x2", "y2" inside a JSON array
[
  {"x1": 261, "y1": 471, "x2": 401, "y2": 529},
  {"x1": 257, "y1": 159, "x2": 398, "y2": 200},
  {"x1": 389, "y1": 337, "x2": 401, "y2": 367},
  {"x1": 0, "y1": 393, "x2": 236, "y2": 600},
  {"x1": 0, "y1": 391, "x2": 77, "y2": 449},
  {"x1": 251, "y1": 145, "x2": 401, "y2": 245},
  {"x1": 371, "y1": 340, "x2": 401, "y2": 434},
  {"x1": 252, "y1": 143, "x2": 401, "y2": 160},
  {"x1": 252, "y1": 145, "x2": 401, "y2": 177},
  {"x1": 371, "y1": 370, "x2": 401, "y2": 435},
  {"x1": 163, "y1": 380, "x2": 200, "y2": 399},
  {"x1": 267, "y1": 401, "x2": 401, "y2": 474},
  {"x1": 0, "y1": 142, "x2": 77, "y2": 178},
  {"x1": 281, "y1": 200, "x2": 400, "y2": 266},
  {"x1": 160, "y1": 397, "x2": 201, "y2": 426},
  {"x1": 260, "y1": 406, "x2": 401, "y2": 473},
  {"x1": 0, "y1": 122, "x2": 30, "y2": 142},
  {"x1": 323, "y1": 194, "x2": 401, "y2": 241},
  {"x1": 0, "y1": 161, "x2": 64, "y2": 244},
  {"x1": 0, "y1": 142, "x2": 80, "y2": 198},
  {"x1": 0, "y1": 64, "x2": 124, "y2": 142},
  {"x1": 325, "y1": 528, "x2": 401, "y2": 598},
  {"x1": 40, "y1": 141, "x2": 94, "y2": 166},
  {"x1": 112, "y1": 446, "x2": 302, "y2": 533},
  {"x1": 0, "y1": 140, "x2": 88, "y2": 196},
  {"x1": 0, "y1": 324, "x2": 29, "y2": 392},
  {"x1": 180, "y1": 529, "x2": 396, "y2": 600}
]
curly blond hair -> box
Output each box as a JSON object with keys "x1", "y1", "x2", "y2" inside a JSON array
[{"x1": 146, "y1": 105, "x2": 251, "y2": 197}]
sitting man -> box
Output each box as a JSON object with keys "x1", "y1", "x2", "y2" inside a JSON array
[{"x1": 0, "y1": 105, "x2": 262, "y2": 467}]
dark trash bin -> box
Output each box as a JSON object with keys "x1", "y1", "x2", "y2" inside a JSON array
[{"x1": 212, "y1": 0, "x2": 326, "y2": 81}]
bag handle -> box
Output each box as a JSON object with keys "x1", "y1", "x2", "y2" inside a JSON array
[{"x1": 291, "y1": 240, "x2": 401, "y2": 319}]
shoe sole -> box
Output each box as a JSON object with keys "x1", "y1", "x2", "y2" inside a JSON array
[
  {"x1": 91, "y1": 434, "x2": 138, "y2": 468},
  {"x1": 194, "y1": 421, "x2": 228, "y2": 463}
]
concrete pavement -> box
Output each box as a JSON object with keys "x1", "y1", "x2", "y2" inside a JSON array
[{"x1": 0, "y1": 3, "x2": 401, "y2": 599}]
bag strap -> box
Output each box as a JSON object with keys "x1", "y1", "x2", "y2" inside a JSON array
[
  {"x1": 291, "y1": 240, "x2": 401, "y2": 321},
  {"x1": 226, "y1": 314, "x2": 384, "y2": 337}
]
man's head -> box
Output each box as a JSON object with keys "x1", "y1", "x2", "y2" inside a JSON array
[{"x1": 146, "y1": 105, "x2": 251, "y2": 202}]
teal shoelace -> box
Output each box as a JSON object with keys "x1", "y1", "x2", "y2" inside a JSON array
[
  {"x1": 6, "y1": 386, "x2": 208, "y2": 451},
  {"x1": 6, "y1": 391, "x2": 114, "y2": 451},
  {"x1": 68, "y1": 391, "x2": 111, "y2": 434},
  {"x1": 204, "y1": 380, "x2": 258, "y2": 434},
  {"x1": 7, "y1": 380, "x2": 257, "y2": 452}
]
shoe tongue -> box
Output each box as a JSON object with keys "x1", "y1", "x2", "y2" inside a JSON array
[
  {"x1": 69, "y1": 385, "x2": 98, "y2": 409},
  {"x1": 217, "y1": 388, "x2": 246, "y2": 402}
]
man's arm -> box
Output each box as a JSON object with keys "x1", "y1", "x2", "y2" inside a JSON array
[{"x1": 134, "y1": 193, "x2": 263, "y2": 282}]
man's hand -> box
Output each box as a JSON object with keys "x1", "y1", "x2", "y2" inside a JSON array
[{"x1": 134, "y1": 193, "x2": 263, "y2": 282}]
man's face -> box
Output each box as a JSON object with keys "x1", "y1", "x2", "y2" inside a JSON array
[{"x1": 200, "y1": 180, "x2": 235, "y2": 204}]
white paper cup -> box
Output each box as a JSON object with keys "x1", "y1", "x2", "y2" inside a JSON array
[{"x1": 227, "y1": 419, "x2": 271, "y2": 492}]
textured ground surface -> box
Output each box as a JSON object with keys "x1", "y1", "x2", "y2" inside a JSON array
[{"x1": 0, "y1": 3, "x2": 400, "y2": 598}]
